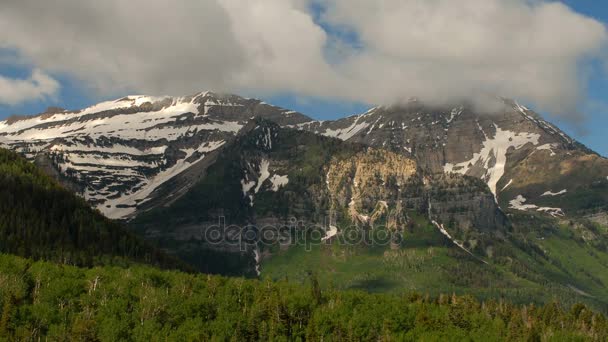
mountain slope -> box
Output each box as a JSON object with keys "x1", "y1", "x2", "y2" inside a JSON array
[
  {"x1": 2, "y1": 93, "x2": 606, "y2": 222},
  {"x1": 0, "y1": 148, "x2": 187, "y2": 270},
  {"x1": 299, "y1": 99, "x2": 608, "y2": 219},
  {"x1": 125, "y1": 120, "x2": 608, "y2": 312},
  {"x1": 0, "y1": 92, "x2": 310, "y2": 219},
  {"x1": 130, "y1": 119, "x2": 507, "y2": 246},
  {"x1": 2, "y1": 92, "x2": 608, "y2": 308}
]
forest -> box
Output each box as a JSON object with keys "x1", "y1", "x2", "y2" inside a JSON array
[
  {"x1": 0, "y1": 148, "x2": 187, "y2": 271},
  {"x1": 0, "y1": 253, "x2": 607, "y2": 341},
  {"x1": 1, "y1": 146, "x2": 608, "y2": 340}
]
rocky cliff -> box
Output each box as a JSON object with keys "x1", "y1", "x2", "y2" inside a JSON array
[{"x1": 299, "y1": 99, "x2": 608, "y2": 219}]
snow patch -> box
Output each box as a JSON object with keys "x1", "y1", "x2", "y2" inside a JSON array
[
  {"x1": 322, "y1": 225, "x2": 338, "y2": 242},
  {"x1": 444, "y1": 124, "x2": 540, "y2": 196},
  {"x1": 537, "y1": 207, "x2": 565, "y2": 217},
  {"x1": 501, "y1": 179, "x2": 513, "y2": 192},
  {"x1": 241, "y1": 179, "x2": 256, "y2": 196},
  {"x1": 541, "y1": 189, "x2": 567, "y2": 197},
  {"x1": 536, "y1": 143, "x2": 557, "y2": 156},
  {"x1": 95, "y1": 140, "x2": 225, "y2": 218},
  {"x1": 432, "y1": 220, "x2": 486, "y2": 263},
  {"x1": 254, "y1": 160, "x2": 271, "y2": 193},
  {"x1": 509, "y1": 195, "x2": 564, "y2": 217},
  {"x1": 258, "y1": 127, "x2": 273, "y2": 150},
  {"x1": 515, "y1": 102, "x2": 574, "y2": 145},
  {"x1": 269, "y1": 174, "x2": 289, "y2": 191},
  {"x1": 509, "y1": 195, "x2": 539, "y2": 210},
  {"x1": 322, "y1": 116, "x2": 370, "y2": 141},
  {"x1": 447, "y1": 106, "x2": 464, "y2": 123}
]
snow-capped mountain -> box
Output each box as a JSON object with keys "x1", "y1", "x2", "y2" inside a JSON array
[
  {"x1": 0, "y1": 92, "x2": 310, "y2": 218},
  {"x1": 3, "y1": 91, "x2": 608, "y2": 290},
  {"x1": 1, "y1": 92, "x2": 607, "y2": 222},
  {"x1": 298, "y1": 99, "x2": 608, "y2": 219}
]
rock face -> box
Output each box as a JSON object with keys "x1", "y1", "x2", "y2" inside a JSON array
[
  {"x1": 300, "y1": 99, "x2": 608, "y2": 218},
  {"x1": 326, "y1": 149, "x2": 417, "y2": 228}
]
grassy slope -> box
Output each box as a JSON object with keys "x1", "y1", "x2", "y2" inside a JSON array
[{"x1": 261, "y1": 211, "x2": 608, "y2": 312}]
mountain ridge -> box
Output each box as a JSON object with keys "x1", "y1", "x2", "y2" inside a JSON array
[
  {"x1": 1, "y1": 91, "x2": 607, "y2": 222},
  {"x1": 2, "y1": 91, "x2": 608, "y2": 308}
]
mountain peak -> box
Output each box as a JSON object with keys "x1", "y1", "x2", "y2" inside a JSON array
[{"x1": 1, "y1": 91, "x2": 606, "y2": 222}]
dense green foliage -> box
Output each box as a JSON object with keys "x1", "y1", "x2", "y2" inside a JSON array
[
  {"x1": 0, "y1": 253, "x2": 606, "y2": 341},
  {"x1": 0, "y1": 148, "x2": 186, "y2": 270}
]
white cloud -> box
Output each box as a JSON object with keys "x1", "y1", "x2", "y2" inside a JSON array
[
  {"x1": 318, "y1": 0, "x2": 608, "y2": 115},
  {"x1": 0, "y1": 0, "x2": 606, "y2": 116},
  {"x1": 0, "y1": 69, "x2": 59, "y2": 106}
]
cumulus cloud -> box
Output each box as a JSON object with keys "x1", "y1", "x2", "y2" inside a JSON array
[
  {"x1": 0, "y1": 69, "x2": 59, "y2": 106},
  {"x1": 0, "y1": 0, "x2": 606, "y2": 116},
  {"x1": 0, "y1": 0, "x2": 245, "y2": 95},
  {"x1": 319, "y1": 0, "x2": 608, "y2": 115}
]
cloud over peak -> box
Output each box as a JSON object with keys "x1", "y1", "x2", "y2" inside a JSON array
[{"x1": 0, "y1": 0, "x2": 605, "y2": 116}]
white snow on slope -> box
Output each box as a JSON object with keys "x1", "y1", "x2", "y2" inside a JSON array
[
  {"x1": 253, "y1": 247, "x2": 261, "y2": 276},
  {"x1": 241, "y1": 179, "x2": 256, "y2": 196},
  {"x1": 63, "y1": 153, "x2": 156, "y2": 168},
  {"x1": 97, "y1": 140, "x2": 225, "y2": 218},
  {"x1": 0, "y1": 95, "x2": 244, "y2": 143},
  {"x1": 0, "y1": 94, "x2": 247, "y2": 219},
  {"x1": 2, "y1": 99, "x2": 197, "y2": 141},
  {"x1": 241, "y1": 159, "x2": 287, "y2": 205},
  {"x1": 537, "y1": 207, "x2": 566, "y2": 217},
  {"x1": 447, "y1": 106, "x2": 464, "y2": 124},
  {"x1": 322, "y1": 225, "x2": 338, "y2": 242},
  {"x1": 50, "y1": 143, "x2": 167, "y2": 156},
  {"x1": 0, "y1": 95, "x2": 168, "y2": 136},
  {"x1": 254, "y1": 160, "x2": 271, "y2": 193},
  {"x1": 509, "y1": 195, "x2": 565, "y2": 217},
  {"x1": 509, "y1": 195, "x2": 539, "y2": 210},
  {"x1": 444, "y1": 124, "x2": 540, "y2": 196},
  {"x1": 432, "y1": 220, "x2": 487, "y2": 264},
  {"x1": 542, "y1": 189, "x2": 567, "y2": 197},
  {"x1": 501, "y1": 179, "x2": 514, "y2": 191},
  {"x1": 536, "y1": 143, "x2": 557, "y2": 156},
  {"x1": 269, "y1": 174, "x2": 289, "y2": 191},
  {"x1": 257, "y1": 127, "x2": 274, "y2": 149},
  {"x1": 322, "y1": 116, "x2": 370, "y2": 141},
  {"x1": 80, "y1": 95, "x2": 163, "y2": 115}
]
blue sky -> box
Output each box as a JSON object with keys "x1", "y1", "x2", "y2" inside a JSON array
[{"x1": 0, "y1": 0, "x2": 607, "y2": 156}]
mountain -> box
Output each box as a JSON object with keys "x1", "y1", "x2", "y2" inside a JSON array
[
  {"x1": 299, "y1": 99, "x2": 608, "y2": 219},
  {"x1": 2, "y1": 92, "x2": 608, "y2": 308},
  {"x1": 126, "y1": 118, "x2": 608, "y2": 310},
  {"x1": 1, "y1": 93, "x2": 606, "y2": 223},
  {"x1": 127, "y1": 119, "x2": 512, "y2": 276},
  {"x1": 0, "y1": 92, "x2": 310, "y2": 219},
  {"x1": 0, "y1": 147, "x2": 187, "y2": 270}
]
